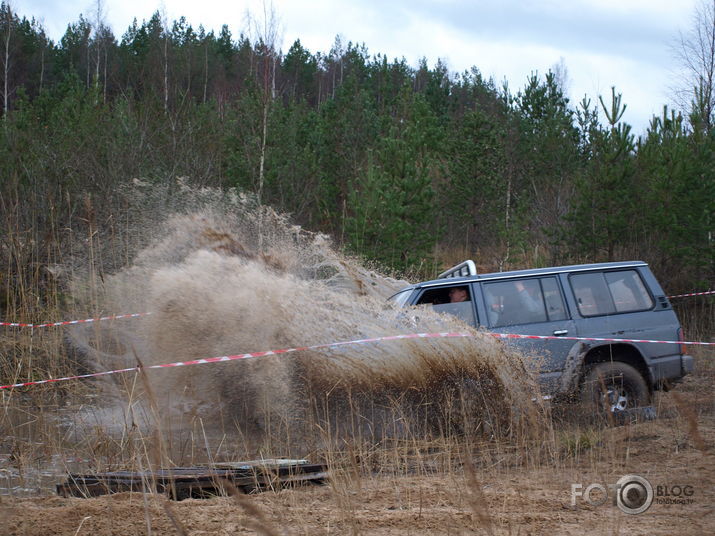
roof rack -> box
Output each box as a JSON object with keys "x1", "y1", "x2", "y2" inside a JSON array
[{"x1": 437, "y1": 260, "x2": 477, "y2": 279}]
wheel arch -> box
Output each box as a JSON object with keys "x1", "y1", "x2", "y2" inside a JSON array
[{"x1": 581, "y1": 343, "x2": 652, "y2": 390}]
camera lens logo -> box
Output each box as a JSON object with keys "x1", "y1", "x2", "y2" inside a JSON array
[{"x1": 616, "y1": 475, "x2": 654, "y2": 515}]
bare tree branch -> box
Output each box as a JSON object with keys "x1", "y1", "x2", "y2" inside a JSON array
[{"x1": 672, "y1": 0, "x2": 715, "y2": 131}]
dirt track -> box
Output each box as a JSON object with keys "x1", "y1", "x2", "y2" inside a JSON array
[
  {"x1": 3, "y1": 413, "x2": 713, "y2": 533},
  {"x1": 2, "y1": 354, "x2": 713, "y2": 535}
]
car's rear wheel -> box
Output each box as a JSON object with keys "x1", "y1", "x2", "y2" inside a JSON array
[{"x1": 581, "y1": 362, "x2": 651, "y2": 417}]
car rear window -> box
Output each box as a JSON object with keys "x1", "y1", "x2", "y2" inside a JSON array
[
  {"x1": 605, "y1": 270, "x2": 654, "y2": 312},
  {"x1": 570, "y1": 270, "x2": 653, "y2": 317}
]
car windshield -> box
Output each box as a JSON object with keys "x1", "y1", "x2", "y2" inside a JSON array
[{"x1": 387, "y1": 288, "x2": 413, "y2": 307}]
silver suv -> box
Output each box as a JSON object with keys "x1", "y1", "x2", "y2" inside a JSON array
[{"x1": 389, "y1": 260, "x2": 694, "y2": 414}]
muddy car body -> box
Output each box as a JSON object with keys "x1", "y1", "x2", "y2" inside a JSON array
[{"x1": 389, "y1": 260, "x2": 694, "y2": 412}]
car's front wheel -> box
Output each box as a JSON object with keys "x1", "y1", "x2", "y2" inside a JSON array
[{"x1": 581, "y1": 362, "x2": 651, "y2": 417}]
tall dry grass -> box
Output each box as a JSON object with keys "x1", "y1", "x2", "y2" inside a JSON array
[
  {"x1": 0, "y1": 183, "x2": 544, "y2": 502},
  {"x1": 1, "y1": 184, "x2": 712, "y2": 536}
]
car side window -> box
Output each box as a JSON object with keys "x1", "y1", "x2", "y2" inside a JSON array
[
  {"x1": 605, "y1": 270, "x2": 654, "y2": 312},
  {"x1": 484, "y1": 279, "x2": 548, "y2": 327},
  {"x1": 541, "y1": 277, "x2": 568, "y2": 321},
  {"x1": 570, "y1": 270, "x2": 653, "y2": 317},
  {"x1": 416, "y1": 286, "x2": 476, "y2": 327},
  {"x1": 570, "y1": 273, "x2": 616, "y2": 316}
]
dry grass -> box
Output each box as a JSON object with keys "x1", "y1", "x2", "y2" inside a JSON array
[
  {"x1": 1, "y1": 188, "x2": 713, "y2": 534},
  {"x1": 1, "y1": 346, "x2": 714, "y2": 534},
  {"x1": 2, "y1": 376, "x2": 713, "y2": 534}
]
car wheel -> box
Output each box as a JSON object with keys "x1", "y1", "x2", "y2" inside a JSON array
[{"x1": 581, "y1": 362, "x2": 651, "y2": 416}]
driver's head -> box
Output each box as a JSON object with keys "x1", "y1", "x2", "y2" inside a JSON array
[{"x1": 448, "y1": 286, "x2": 468, "y2": 303}]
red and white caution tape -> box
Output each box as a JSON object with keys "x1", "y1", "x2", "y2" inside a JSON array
[
  {"x1": 0, "y1": 332, "x2": 468, "y2": 391},
  {"x1": 1, "y1": 287, "x2": 712, "y2": 328},
  {"x1": 667, "y1": 290, "x2": 715, "y2": 299},
  {"x1": 491, "y1": 332, "x2": 714, "y2": 346},
  {"x1": 1, "y1": 331, "x2": 712, "y2": 392},
  {"x1": 0, "y1": 312, "x2": 152, "y2": 329}
]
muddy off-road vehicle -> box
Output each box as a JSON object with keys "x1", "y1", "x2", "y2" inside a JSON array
[{"x1": 388, "y1": 260, "x2": 694, "y2": 415}]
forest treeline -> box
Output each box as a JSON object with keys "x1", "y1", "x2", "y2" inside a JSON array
[{"x1": 0, "y1": 4, "x2": 713, "y2": 318}]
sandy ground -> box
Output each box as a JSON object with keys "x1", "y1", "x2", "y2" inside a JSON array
[{"x1": 2, "y1": 362, "x2": 713, "y2": 535}]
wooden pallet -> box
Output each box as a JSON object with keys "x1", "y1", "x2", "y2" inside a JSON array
[{"x1": 56, "y1": 459, "x2": 328, "y2": 500}]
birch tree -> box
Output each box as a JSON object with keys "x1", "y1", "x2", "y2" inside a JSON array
[
  {"x1": 245, "y1": 1, "x2": 282, "y2": 204},
  {"x1": 1, "y1": 1, "x2": 13, "y2": 119},
  {"x1": 674, "y1": 0, "x2": 715, "y2": 132}
]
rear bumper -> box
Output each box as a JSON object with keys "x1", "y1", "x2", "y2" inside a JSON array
[{"x1": 651, "y1": 354, "x2": 694, "y2": 389}]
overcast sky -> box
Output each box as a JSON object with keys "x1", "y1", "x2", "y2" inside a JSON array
[{"x1": 15, "y1": 0, "x2": 699, "y2": 135}]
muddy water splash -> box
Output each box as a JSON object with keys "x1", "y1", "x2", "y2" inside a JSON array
[{"x1": 68, "y1": 184, "x2": 539, "y2": 443}]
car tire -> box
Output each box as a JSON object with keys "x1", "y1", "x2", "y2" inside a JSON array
[{"x1": 581, "y1": 362, "x2": 651, "y2": 417}]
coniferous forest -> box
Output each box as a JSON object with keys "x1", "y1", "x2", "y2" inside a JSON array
[{"x1": 0, "y1": 3, "x2": 713, "y2": 320}]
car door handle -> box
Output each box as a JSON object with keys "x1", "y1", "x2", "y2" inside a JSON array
[{"x1": 553, "y1": 330, "x2": 568, "y2": 336}]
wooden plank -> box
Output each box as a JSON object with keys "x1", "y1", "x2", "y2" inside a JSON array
[{"x1": 56, "y1": 460, "x2": 328, "y2": 499}]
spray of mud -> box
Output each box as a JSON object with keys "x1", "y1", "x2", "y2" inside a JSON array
[{"x1": 67, "y1": 182, "x2": 542, "y2": 450}]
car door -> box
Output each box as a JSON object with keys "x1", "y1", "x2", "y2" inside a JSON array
[{"x1": 480, "y1": 276, "x2": 577, "y2": 392}]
